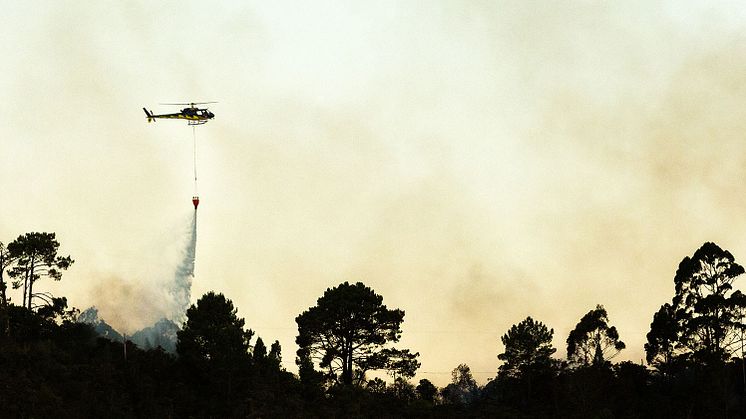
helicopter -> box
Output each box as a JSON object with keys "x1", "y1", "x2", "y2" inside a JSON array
[{"x1": 143, "y1": 102, "x2": 216, "y2": 125}]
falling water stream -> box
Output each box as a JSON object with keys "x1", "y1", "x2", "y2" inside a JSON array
[{"x1": 168, "y1": 210, "x2": 197, "y2": 323}]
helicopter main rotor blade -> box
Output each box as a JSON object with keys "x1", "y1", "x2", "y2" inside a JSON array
[{"x1": 160, "y1": 101, "x2": 218, "y2": 106}]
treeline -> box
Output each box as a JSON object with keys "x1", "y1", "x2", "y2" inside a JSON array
[{"x1": 1, "y1": 235, "x2": 746, "y2": 417}]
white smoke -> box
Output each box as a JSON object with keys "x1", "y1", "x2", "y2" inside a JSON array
[
  {"x1": 167, "y1": 210, "x2": 197, "y2": 323},
  {"x1": 86, "y1": 210, "x2": 197, "y2": 334}
]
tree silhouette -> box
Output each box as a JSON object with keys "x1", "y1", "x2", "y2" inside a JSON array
[
  {"x1": 416, "y1": 378, "x2": 438, "y2": 402},
  {"x1": 567, "y1": 305, "x2": 625, "y2": 367},
  {"x1": 0, "y1": 242, "x2": 18, "y2": 308},
  {"x1": 647, "y1": 242, "x2": 746, "y2": 366},
  {"x1": 295, "y1": 281, "x2": 420, "y2": 386},
  {"x1": 7, "y1": 232, "x2": 73, "y2": 310},
  {"x1": 645, "y1": 303, "x2": 679, "y2": 370},
  {"x1": 253, "y1": 336, "x2": 268, "y2": 362},
  {"x1": 442, "y1": 363, "x2": 480, "y2": 405},
  {"x1": 177, "y1": 292, "x2": 254, "y2": 415},
  {"x1": 252, "y1": 336, "x2": 284, "y2": 372},
  {"x1": 388, "y1": 377, "x2": 417, "y2": 401},
  {"x1": 498, "y1": 316, "x2": 556, "y2": 379},
  {"x1": 269, "y1": 340, "x2": 282, "y2": 369},
  {"x1": 177, "y1": 292, "x2": 253, "y2": 365}
]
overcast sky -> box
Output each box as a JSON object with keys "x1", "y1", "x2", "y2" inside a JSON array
[{"x1": 4, "y1": 1, "x2": 746, "y2": 385}]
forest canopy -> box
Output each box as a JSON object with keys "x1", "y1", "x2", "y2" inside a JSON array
[{"x1": 1, "y1": 235, "x2": 746, "y2": 417}]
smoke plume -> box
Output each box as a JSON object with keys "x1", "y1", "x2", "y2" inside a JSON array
[{"x1": 85, "y1": 211, "x2": 197, "y2": 334}]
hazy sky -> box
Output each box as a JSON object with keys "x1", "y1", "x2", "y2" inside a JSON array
[{"x1": 4, "y1": 1, "x2": 746, "y2": 385}]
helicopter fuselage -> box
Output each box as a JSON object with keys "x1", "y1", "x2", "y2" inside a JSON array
[{"x1": 143, "y1": 107, "x2": 215, "y2": 125}]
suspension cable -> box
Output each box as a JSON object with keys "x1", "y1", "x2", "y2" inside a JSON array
[{"x1": 193, "y1": 126, "x2": 198, "y2": 195}]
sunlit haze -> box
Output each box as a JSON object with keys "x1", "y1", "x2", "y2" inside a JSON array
[{"x1": 4, "y1": 1, "x2": 746, "y2": 385}]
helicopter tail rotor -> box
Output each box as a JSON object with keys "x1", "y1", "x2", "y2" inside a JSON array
[{"x1": 143, "y1": 108, "x2": 155, "y2": 123}]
